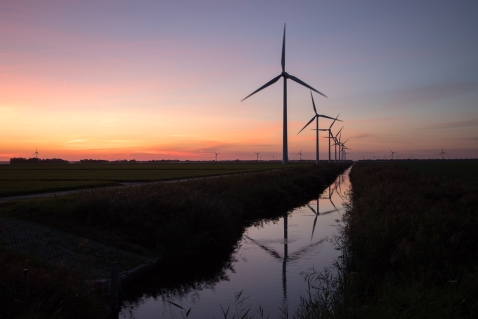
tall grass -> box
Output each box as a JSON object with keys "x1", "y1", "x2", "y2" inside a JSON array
[
  {"x1": 297, "y1": 163, "x2": 478, "y2": 318},
  {"x1": 72, "y1": 164, "x2": 350, "y2": 260},
  {"x1": 0, "y1": 247, "x2": 106, "y2": 319}
]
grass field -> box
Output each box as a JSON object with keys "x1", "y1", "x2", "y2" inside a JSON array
[
  {"x1": 0, "y1": 162, "x2": 309, "y2": 197},
  {"x1": 397, "y1": 161, "x2": 478, "y2": 184}
]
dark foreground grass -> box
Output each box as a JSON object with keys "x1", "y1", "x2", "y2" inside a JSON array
[
  {"x1": 0, "y1": 162, "x2": 304, "y2": 197},
  {"x1": 1, "y1": 163, "x2": 350, "y2": 318},
  {"x1": 297, "y1": 163, "x2": 478, "y2": 318},
  {"x1": 0, "y1": 247, "x2": 106, "y2": 319},
  {"x1": 2, "y1": 163, "x2": 350, "y2": 260}
]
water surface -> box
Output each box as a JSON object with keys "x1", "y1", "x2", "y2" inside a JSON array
[{"x1": 120, "y1": 167, "x2": 351, "y2": 318}]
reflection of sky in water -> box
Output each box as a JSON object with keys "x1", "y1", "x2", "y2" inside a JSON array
[{"x1": 120, "y1": 168, "x2": 352, "y2": 319}]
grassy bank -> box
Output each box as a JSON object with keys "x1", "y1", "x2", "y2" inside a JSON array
[
  {"x1": 297, "y1": 162, "x2": 478, "y2": 318},
  {"x1": 1, "y1": 163, "x2": 350, "y2": 318},
  {"x1": 0, "y1": 247, "x2": 106, "y2": 319}
]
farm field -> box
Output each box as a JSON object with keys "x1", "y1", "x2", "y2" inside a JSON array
[
  {"x1": 0, "y1": 162, "x2": 306, "y2": 197},
  {"x1": 397, "y1": 161, "x2": 478, "y2": 184}
]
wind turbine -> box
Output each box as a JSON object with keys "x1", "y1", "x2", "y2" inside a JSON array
[
  {"x1": 331, "y1": 126, "x2": 343, "y2": 162},
  {"x1": 297, "y1": 150, "x2": 303, "y2": 161},
  {"x1": 297, "y1": 91, "x2": 337, "y2": 164},
  {"x1": 439, "y1": 148, "x2": 447, "y2": 160},
  {"x1": 214, "y1": 151, "x2": 220, "y2": 162},
  {"x1": 255, "y1": 151, "x2": 261, "y2": 161},
  {"x1": 390, "y1": 149, "x2": 397, "y2": 160},
  {"x1": 242, "y1": 24, "x2": 327, "y2": 164},
  {"x1": 33, "y1": 147, "x2": 39, "y2": 158},
  {"x1": 325, "y1": 115, "x2": 341, "y2": 162}
]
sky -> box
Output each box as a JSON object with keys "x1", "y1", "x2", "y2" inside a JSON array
[{"x1": 1, "y1": 0, "x2": 477, "y2": 161}]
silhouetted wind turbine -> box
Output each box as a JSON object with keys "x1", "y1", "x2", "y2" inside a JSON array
[
  {"x1": 297, "y1": 91, "x2": 337, "y2": 164},
  {"x1": 439, "y1": 148, "x2": 447, "y2": 160},
  {"x1": 214, "y1": 151, "x2": 220, "y2": 161},
  {"x1": 297, "y1": 150, "x2": 303, "y2": 161},
  {"x1": 33, "y1": 147, "x2": 39, "y2": 158},
  {"x1": 255, "y1": 151, "x2": 261, "y2": 161},
  {"x1": 331, "y1": 126, "x2": 343, "y2": 162},
  {"x1": 242, "y1": 24, "x2": 327, "y2": 164},
  {"x1": 390, "y1": 149, "x2": 397, "y2": 160},
  {"x1": 325, "y1": 115, "x2": 341, "y2": 162}
]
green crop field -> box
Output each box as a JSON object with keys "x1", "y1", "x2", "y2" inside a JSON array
[
  {"x1": 0, "y1": 162, "x2": 309, "y2": 197},
  {"x1": 397, "y1": 161, "x2": 478, "y2": 184}
]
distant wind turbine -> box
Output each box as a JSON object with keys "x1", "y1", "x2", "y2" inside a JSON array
[
  {"x1": 390, "y1": 149, "x2": 397, "y2": 160},
  {"x1": 331, "y1": 126, "x2": 343, "y2": 162},
  {"x1": 33, "y1": 147, "x2": 39, "y2": 158},
  {"x1": 297, "y1": 150, "x2": 303, "y2": 161},
  {"x1": 214, "y1": 151, "x2": 220, "y2": 161},
  {"x1": 325, "y1": 115, "x2": 341, "y2": 163},
  {"x1": 255, "y1": 151, "x2": 261, "y2": 161},
  {"x1": 439, "y1": 148, "x2": 447, "y2": 160},
  {"x1": 297, "y1": 91, "x2": 337, "y2": 164},
  {"x1": 242, "y1": 24, "x2": 327, "y2": 165}
]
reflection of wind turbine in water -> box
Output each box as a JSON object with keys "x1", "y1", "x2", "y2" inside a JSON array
[
  {"x1": 244, "y1": 213, "x2": 328, "y2": 302},
  {"x1": 306, "y1": 182, "x2": 339, "y2": 240},
  {"x1": 241, "y1": 24, "x2": 327, "y2": 164}
]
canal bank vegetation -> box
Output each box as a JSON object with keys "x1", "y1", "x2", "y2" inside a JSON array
[
  {"x1": 1, "y1": 163, "x2": 350, "y2": 318},
  {"x1": 299, "y1": 162, "x2": 478, "y2": 318},
  {"x1": 70, "y1": 163, "x2": 351, "y2": 261},
  {"x1": 0, "y1": 246, "x2": 106, "y2": 319}
]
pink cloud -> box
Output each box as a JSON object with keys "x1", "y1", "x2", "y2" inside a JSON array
[{"x1": 424, "y1": 118, "x2": 478, "y2": 130}]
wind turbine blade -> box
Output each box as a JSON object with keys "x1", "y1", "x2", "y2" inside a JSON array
[
  {"x1": 321, "y1": 208, "x2": 337, "y2": 215},
  {"x1": 244, "y1": 235, "x2": 283, "y2": 260},
  {"x1": 288, "y1": 74, "x2": 327, "y2": 98},
  {"x1": 307, "y1": 204, "x2": 317, "y2": 215},
  {"x1": 281, "y1": 24, "x2": 286, "y2": 72},
  {"x1": 329, "y1": 114, "x2": 340, "y2": 129},
  {"x1": 310, "y1": 91, "x2": 317, "y2": 115},
  {"x1": 241, "y1": 74, "x2": 282, "y2": 102},
  {"x1": 298, "y1": 116, "x2": 316, "y2": 135},
  {"x1": 317, "y1": 114, "x2": 338, "y2": 121},
  {"x1": 336, "y1": 126, "x2": 344, "y2": 136}
]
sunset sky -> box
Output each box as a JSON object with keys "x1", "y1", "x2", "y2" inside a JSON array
[{"x1": 1, "y1": 0, "x2": 477, "y2": 161}]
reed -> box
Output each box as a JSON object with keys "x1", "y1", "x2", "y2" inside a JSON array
[
  {"x1": 298, "y1": 163, "x2": 478, "y2": 318},
  {"x1": 0, "y1": 246, "x2": 106, "y2": 319},
  {"x1": 71, "y1": 163, "x2": 350, "y2": 260}
]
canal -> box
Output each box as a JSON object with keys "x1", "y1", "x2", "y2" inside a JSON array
[{"x1": 119, "y1": 166, "x2": 352, "y2": 318}]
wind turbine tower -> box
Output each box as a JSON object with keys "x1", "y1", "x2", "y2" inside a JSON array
[
  {"x1": 255, "y1": 151, "x2": 261, "y2": 161},
  {"x1": 214, "y1": 151, "x2": 220, "y2": 162},
  {"x1": 33, "y1": 147, "x2": 39, "y2": 158},
  {"x1": 242, "y1": 24, "x2": 327, "y2": 164}
]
